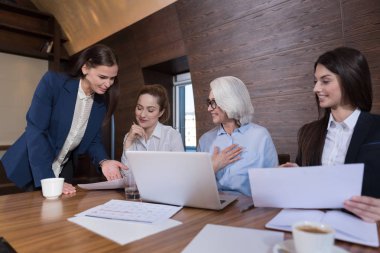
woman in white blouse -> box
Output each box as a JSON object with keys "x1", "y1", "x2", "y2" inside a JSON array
[{"x1": 121, "y1": 84, "x2": 184, "y2": 166}]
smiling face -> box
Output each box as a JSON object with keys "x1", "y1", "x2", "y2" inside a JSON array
[
  {"x1": 313, "y1": 64, "x2": 345, "y2": 110},
  {"x1": 135, "y1": 93, "x2": 164, "y2": 132},
  {"x1": 208, "y1": 91, "x2": 228, "y2": 125},
  {"x1": 81, "y1": 64, "x2": 118, "y2": 95}
]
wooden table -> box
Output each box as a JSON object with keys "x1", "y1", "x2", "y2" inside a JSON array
[{"x1": 0, "y1": 189, "x2": 378, "y2": 253}]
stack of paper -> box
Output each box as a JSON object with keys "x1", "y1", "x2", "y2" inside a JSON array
[
  {"x1": 68, "y1": 199, "x2": 182, "y2": 245},
  {"x1": 266, "y1": 209, "x2": 379, "y2": 247}
]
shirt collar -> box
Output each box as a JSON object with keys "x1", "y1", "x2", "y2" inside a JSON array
[
  {"x1": 327, "y1": 108, "x2": 361, "y2": 131},
  {"x1": 216, "y1": 123, "x2": 250, "y2": 135},
  {"x1": 151, "y1": 122, "x2": 162, "y2": 139},
  {"x1": 78, "y1": 80, "x2": 94, "y2": 100}
]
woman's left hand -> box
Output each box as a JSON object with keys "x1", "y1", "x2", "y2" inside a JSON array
[
  {"x1": 63, "y1": 182, "x2": 76, "y2": 194},
  {"x1": 101, "y1": 160, "x2": 128, "y2": 181},
  {"x1": 344, "y1": 195, "x2": 380, "y2": 223}
]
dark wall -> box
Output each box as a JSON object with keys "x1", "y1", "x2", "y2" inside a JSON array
[{"x1": 100, "y1": 0, "x2": 380, "y2": 161}]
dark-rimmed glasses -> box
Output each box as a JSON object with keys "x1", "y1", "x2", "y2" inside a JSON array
[{"x1": 206, "y1": 99, "x2": 217, "y2": 109}]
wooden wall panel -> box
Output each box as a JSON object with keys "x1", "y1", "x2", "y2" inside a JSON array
[
  {"x1": 176, "y1": 0, "x2": 289, "y2": 38},
  {"x1": 181, "y1": 0, "x2": 341, "y2": 71},
  {"x1": 132, "y1": 4, "x2": 186, "y2": 68},
  {"x1": 342, "y1": 0, "x2": 380, "y2": 37},
  {"x1": 342, "y1": 0, "x2": 380, "y2": 114},
  {"x1": 139, "y1": 40, "x2": 187, "y2": 68}
]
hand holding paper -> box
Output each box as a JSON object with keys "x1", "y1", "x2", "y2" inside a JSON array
[{"x1": 248, "y1": 163, "x2": 364, "y2": 209}]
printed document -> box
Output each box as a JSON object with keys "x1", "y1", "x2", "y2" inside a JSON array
[
  {"x1": 248, "y1": 163, "x2": 364, "y2": 208},
  {"x1": 266, "y1": 209, "x2": 379, "y2": 247},
  {"x1": 76, "y1": 199, "x2": 182, "y2": 223}
]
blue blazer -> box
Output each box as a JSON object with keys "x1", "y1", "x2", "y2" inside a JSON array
[{"x1": 1, "y1": 71, "x2": 108, "y2": 188}]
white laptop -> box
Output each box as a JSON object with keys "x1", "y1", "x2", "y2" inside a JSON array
[{"x1": 125, "y1": 151, "x2": 238, "y2": 210}]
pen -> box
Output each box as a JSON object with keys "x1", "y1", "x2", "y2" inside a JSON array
[{"x1": 240, "y1": 202, "x2": 255, "y2": 213}]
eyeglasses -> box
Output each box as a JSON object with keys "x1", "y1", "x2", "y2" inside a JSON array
[{"x1": 206, "y1": 99, "x2": 217, "y2": 109}]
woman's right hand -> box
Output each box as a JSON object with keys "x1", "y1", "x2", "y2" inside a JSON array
[
  {"x1": 124, "y1": 123, "x2": 146, "y2": 149},
  {"x1": 279, "y1": 162, "x2": 299, "y2": 167},
  {"x1": 212, "y1": 144, "x2": 242, "y2": 173}
]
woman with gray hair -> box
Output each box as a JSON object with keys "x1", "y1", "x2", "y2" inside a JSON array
[{"x1": 197, "y1": 76, "x2": 278, "y2": 196}]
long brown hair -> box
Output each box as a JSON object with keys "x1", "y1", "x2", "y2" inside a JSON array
[
  {"x1": 68, "y1": 44, "x2": 119, "y2": 125},
  {"x1": 296, "y1": 47, "x2": 372, "y2": 165}
]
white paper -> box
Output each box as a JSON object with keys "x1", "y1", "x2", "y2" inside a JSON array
[
  {"x1": 266, "y1": 209, "x2": 379, "y2": 247},
  {"x1": 68, "y1": 216, "x2": 182, "y2": 245},
  {"x1": 249, "y1": 164, "x2": 364, "y2": 208},
  {"x1": 76, "y1": 199, "x2": 182, "y2": 223},
  {"x1": 77, "y1": 178, "x2": 125, "y2": 190},
  {"x1": 182, "y1": 224, "x2": 284, "y2": 253}
]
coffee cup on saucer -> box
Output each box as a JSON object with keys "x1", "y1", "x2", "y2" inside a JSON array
[{"x1": 292, "y1": 221, "x2": 335, "y2": 253}]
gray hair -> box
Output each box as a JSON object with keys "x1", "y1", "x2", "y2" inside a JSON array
[{"x1": 210, "y1": 76, "x2": 254, "y2": 125}]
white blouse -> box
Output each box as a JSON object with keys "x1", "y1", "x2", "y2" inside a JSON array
[{"x1": 121, "y1": 122, "x2": 184, "y2": 167}]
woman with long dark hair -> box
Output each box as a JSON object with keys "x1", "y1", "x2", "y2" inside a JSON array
[
  {"x1": 282, "y1": 47, "x2": 380, "y2": 222},
  {"x1": 1, "y1": 44, "x2": 127, "y2": 194}
]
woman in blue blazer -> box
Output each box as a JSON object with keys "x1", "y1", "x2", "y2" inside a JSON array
[
  {"x1": 281, "y1": 47, "x2": 380, "y2": 222},
  {"x1": 1, "y1": 44, "x2": 127, "y2": 194}
]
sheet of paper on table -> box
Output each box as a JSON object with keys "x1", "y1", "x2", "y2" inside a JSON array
[
  {"x1": 69, "y1": 199, "x2": 183, "y2": 245},
  {"x1": 249, "y1": 163, "x2": 364, "y2": 208},
  {"x1": 182, "y1": 224, "x2": 284, "y2": 253},
  {"x1": 68, "y1": 216, "x2": 182, "y2": 245},
  {"x1": 76, "y1": 199, "x2": 183, "y2": 223},
  {"x1": 77, "y1": 178, "x2": 125, "y2": 190}
]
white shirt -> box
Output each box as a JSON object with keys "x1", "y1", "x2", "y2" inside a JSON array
[
  {"x1": 321, "y1": 109, "x2": 361, "y2": 165},
  {"x1": 52, "y1": 81, "x2": 94, "y2": 177},
  {"x1": 121, "y1": 122, "x2": 184, "y2": 168}
]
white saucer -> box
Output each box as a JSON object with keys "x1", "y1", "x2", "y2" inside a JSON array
[{"x1": 273, "y1": 239, "x2": 348, "y2": 253}]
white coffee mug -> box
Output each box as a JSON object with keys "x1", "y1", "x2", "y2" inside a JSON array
[
  {"x1": 292, "y1": 221, "x2": 335, "y2": 253},
  {"x1": 41, "y1": 178, "x2": 64, "y2": 199}
]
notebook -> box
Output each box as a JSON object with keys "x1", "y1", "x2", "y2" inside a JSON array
[{"x1": 124, "y1": 151, "x2": 238, "y2": 210}]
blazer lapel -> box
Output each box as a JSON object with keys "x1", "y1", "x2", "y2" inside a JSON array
[
  {"x1": 56, "y1": 78, "x2": 79, "y2": 150},
  {"x1": 345, "y1": 112, "x2": 372, "y2": 163}
]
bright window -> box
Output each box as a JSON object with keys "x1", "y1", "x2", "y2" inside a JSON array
[{"x1": 173, "y1": 73, "x2": 196, "y2": 151}]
